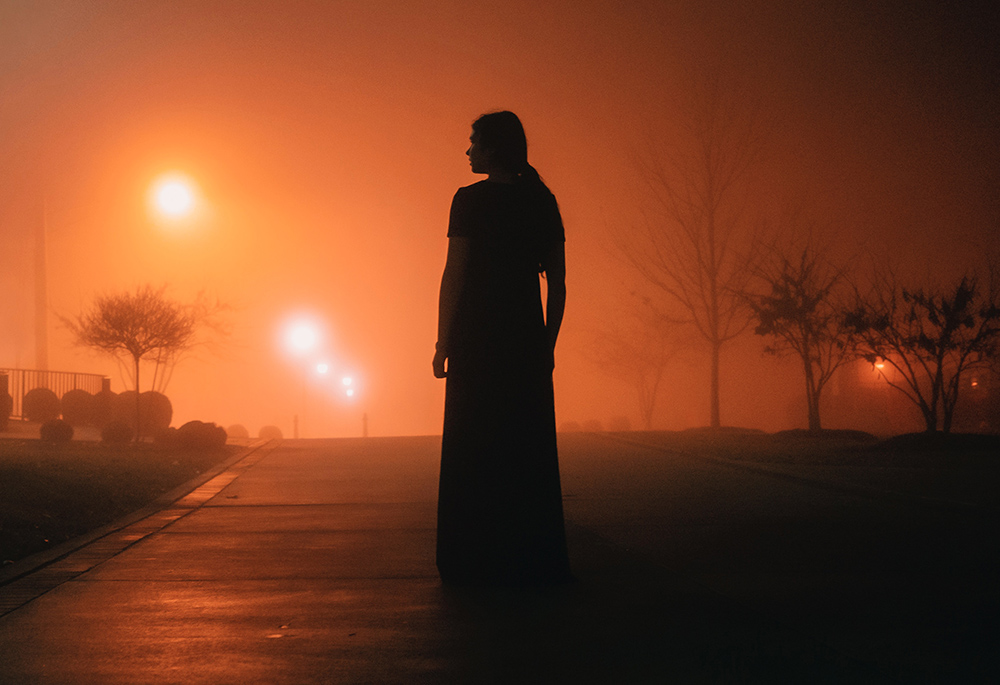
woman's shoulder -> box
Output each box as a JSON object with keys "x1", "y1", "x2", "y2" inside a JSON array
[
  {"x1": 457, "y1": 180, "x2": 555, "y2": 197},
  {"x1": 453, "y1": 181, "x2": 558, "y2": 213},
  {"x1": 456, "y1": 180, "x2": 494, "y2": 195},
  {"x1": 452, "y1": 181, "x2": 489, "y2": 203}
]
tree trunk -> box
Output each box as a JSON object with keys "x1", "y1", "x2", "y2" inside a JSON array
[
  {"x1": 802, "y1": 354, "x2": 822, "y2": 432},
  {"x1": 921, "y1": 406, "x2": 938, "y2": 433},
  {"x1": 134, "y1": 355, "x2": 141, "y2": 443},
  {"x1": 941, "y1": 373, "x2": 960, "y2": 435},
  {"x1": 807, "y1": 393, "x2": 822, "y2": 432},
  {"x1": 942, "y1": 402, "x2": 955, "y2": 434},
  {"x1": 709, "y1": 342, "x2": 721, "y2": 428}
]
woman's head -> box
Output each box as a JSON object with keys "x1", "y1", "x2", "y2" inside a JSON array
[{"x1": 470, "y1": 111, "x2": 529, "y2": 176}]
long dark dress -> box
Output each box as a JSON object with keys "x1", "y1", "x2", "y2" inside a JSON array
[{"x1": 437, "y1": 180, "x2": 572, "y2": 586}]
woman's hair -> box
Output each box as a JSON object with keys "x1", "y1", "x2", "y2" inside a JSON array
[{"x1": 472, "y1": 111, "x2": 547, "y2": 188}]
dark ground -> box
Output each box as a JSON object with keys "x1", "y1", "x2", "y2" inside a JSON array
[
  {"x1": 0, "y1": 430, "x2": 998, "y2": 683},
  {"x1": 565, "y1": 429, "x2": 1000, "y2": 682},
  {"x1": 0, "y1": 437, "x2": 238, "y2": 564}
]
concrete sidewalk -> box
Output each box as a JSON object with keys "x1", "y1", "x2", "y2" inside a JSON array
[{"x1": 0, "y1": 435, "x2": 961, "y2": 683}]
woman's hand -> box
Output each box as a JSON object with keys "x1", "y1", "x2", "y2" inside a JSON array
[{"x1": 432, "y1": 348, "x2": 448, "y2": 378}]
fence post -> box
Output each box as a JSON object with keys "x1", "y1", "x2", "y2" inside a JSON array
[
  {"x1": 0, "y1": 373, "x2": 7, "y2": 398},
  {"x1": 102, "y1": 377, "x2": 111, "y2": 393}
]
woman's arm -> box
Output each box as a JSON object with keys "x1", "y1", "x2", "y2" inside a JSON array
[
  {"x1": 544, "y1": 241, "x2": 566, "y2": 361},
  {"x1": 433, "y1": 237, "x2": 471, "y2": 378}
]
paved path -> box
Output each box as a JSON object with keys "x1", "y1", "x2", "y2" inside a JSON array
[{"x1": 0, "y1": 434, "x2": 995, "y2": 683}]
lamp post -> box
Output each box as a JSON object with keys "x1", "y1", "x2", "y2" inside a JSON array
[
  {"x1": 35, "y1": 202, "x2": 49, "y2": 371},
  {"x1": 284, "y1": 318, "x2": 322, "y2": 438}
]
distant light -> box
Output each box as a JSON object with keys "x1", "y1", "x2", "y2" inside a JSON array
[
  {"x1": 316, "y1": 362, "x2": 330, "y2": 374},
  {"x1": 285, "y1": 320, "x2": 320, "y2": 354},
  {"x1": 346, "y1": 388, "x2": 355, "y2": 397},
  {"x1": 342, "y1": 377, "x2": 352, "y2": 386},
  {"x1": 971, "y1": 378, "x2": 979, "y2": 389},
  {"x1": 874, "y1": 361, "x2": 885, "y2": 370},
  {"x1": 157, "y1": 182, "x2": 193, "y2": 215},
  {"x1": 151, "y1": 174, "x2": 197, "y2": 218}
]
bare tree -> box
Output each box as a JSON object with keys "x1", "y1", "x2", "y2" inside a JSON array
[
  {"x1": 590, "y1": 296, "x2": 684, "y2": 430},
  {"x1": 63, "y1": 285, "x2": 227, "y2": 439},
  {"x1": 845, "y1": 266, "x2": 1000, "y2": 433},
  {"x1": 146, "y1": 291, "x2": 232, "y2": 393},
  {"x1": 745, "y1": 245, "x2": 857, "y2": 432},
  {"x1": 615, "y1": 76, "x2": 763, "y2": 428}
]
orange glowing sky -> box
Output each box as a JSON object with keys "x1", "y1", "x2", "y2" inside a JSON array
[{"x1": 2, "y1": 1, "x2": 998, "y2": 436}]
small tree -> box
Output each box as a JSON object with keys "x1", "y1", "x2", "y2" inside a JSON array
[
  {"x1": 845, "y1": 267, "x2": 1000, "y2": 433},
  {"x1": 746, "y1": 246, "x2": 857, "y2": 432},
  {"x1": 614, "y1": 74, "x2": 764, "y2": 428},
  {"x1": 590, "y1": 296, "x2": 685, "y2": 430},
  {"x1": 63, "y1": 285, "x2": 213, "y2": 440}
]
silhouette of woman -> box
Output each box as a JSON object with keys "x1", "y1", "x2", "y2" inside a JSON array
[{"x1": 433, "y1": 111, "x2": 573, "y2": 586}]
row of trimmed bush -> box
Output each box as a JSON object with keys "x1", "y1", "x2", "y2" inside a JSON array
[
  {"x1": 15, "y1": 387, "x2": 172, "y2": 433},
  {"x1": 39, "y1": 417, "x2": 230, "y2": 449},
  {"x1": 224, "y1": 424, "x2": 284, "y2": 440},
  {"x1": 39, "y1": 419, "x2": 283, "y2": 449},
  {"x1": 5, "y1": 387, "x2": 286, "y2": 445},
  {"x1": 37, "y1": 418, "x2": 284, "y2": 446}
]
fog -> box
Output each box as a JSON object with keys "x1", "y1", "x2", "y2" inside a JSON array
[{"x1": 2, "y1": 0, "x2": 997, "y2": 437}]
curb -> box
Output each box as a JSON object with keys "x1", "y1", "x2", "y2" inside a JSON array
[{"x1": 0, "y1": 438, "x2": 277, "y2": 608}]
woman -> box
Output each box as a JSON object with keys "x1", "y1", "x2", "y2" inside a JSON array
[{"x1": 433, "y1": 111, "x2": 573, "y2": 586}]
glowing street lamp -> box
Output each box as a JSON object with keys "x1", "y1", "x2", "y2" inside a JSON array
[
  {"x1": 36, "y1": 173, "x2": 198, "y2": 370},
  {"x1": 285, "y1": 320, "x2": 321, "y2": 355},
  {"x1": 281, "y1": 315, "x2": 326, "y2": 438},
  {"x1": 149, "y1": 173, "x2": 198, "y2": 221}
]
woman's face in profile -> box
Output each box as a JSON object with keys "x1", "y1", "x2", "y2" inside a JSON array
[{"x1": 466, "y1": 133, "x2": 492, "y2": 175}]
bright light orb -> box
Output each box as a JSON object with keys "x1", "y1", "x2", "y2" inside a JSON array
[
  {"x1": 342, "y1": 377, "x2": 353, "y2": 386},
  {"x1": 152, "y1": 175, "x2": 197, "y2": 218},
  {"x1": 346, "y1": 388, "x2": 355, "y2": 397},
  {"x1": 286, "y1": 322, "x2": 320, "y2": 354},
  {"x1": 316, "y1": 362, "x2": 330, "y2": 375}
]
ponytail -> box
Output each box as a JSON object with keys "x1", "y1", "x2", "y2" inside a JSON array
[
  {"x1": 518, "y1": 163, "x2": 542, "y2": 185},
  {"x1": 517, "y1": 162, "x2": 552, "y2": 197}
]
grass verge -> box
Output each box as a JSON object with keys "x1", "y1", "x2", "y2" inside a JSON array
[
  {"x1": 0, "y1": 438, "x2": 239, "y2": 565},
  {"x1": 616, "y1": 427, "x2": 1000, "y2": 467}
]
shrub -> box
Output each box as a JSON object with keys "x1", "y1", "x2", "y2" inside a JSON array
[
  {"x1": 177, "y1": 420, "x2": 228, "y2": 450},
  {"x1": 40, "y1": 419, "x2": 74, "y2": 443},
  {"x1": 153, "y1": 426, "x2": 179, "y2": 447},
  {"x1": 258, "y1": 425, "x2": 283, "y2": 440},
  {"x1": 226, "y1": 424, "x2": 250, "y2": 439},
  {"x1": 112, "y1": 391, "x2": 139, "y2": 429},
  {"x1": 0, "y1": 392, "x2": 12, "y2": 432},
  {"x1": 61, "y1": 389, "x2": 95, "y2": 426},
  {"x1": 101, "y1": 420, "x2": 133, "y2": 445},
  {"x1": 92, "y1": 389, "x2": 117, "y2": 428},
  {"x1": 112, "y1": 391, "x2": 173, "y2": 436},
  {"x1": 23, "y1": 387, "x2": 60, "y2": 423},
  {"x1": 140, "y1": 392, "x2": 173, "y2": 434}
]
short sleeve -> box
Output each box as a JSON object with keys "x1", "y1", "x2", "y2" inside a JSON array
[{"x1": 447, "y1": 188, "x2": 473, "y2": 238}]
